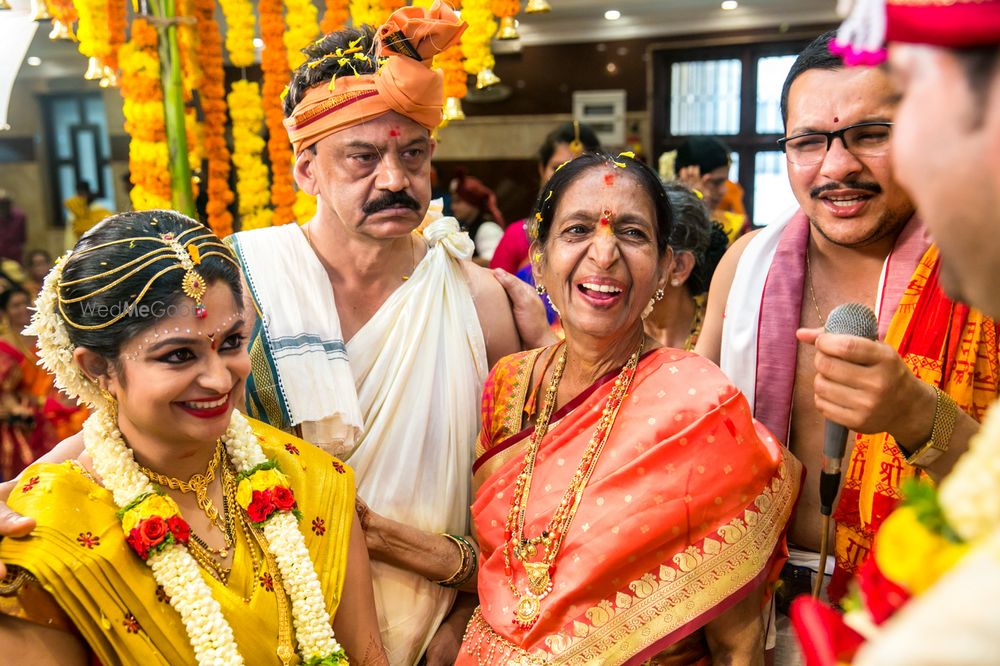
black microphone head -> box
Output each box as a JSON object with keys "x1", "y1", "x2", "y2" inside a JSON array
[{"x1": 825, "y1": 302, "x2": 878, "y2": 340}]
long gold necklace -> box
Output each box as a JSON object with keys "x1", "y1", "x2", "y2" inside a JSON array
[
  {"x1": 137, "y1": 440, "x2": 227, "y2": 533},
  {"x1": 186, "y1": 454, "x2": 240, "y2": 583},
  {"x1": 504, "y1": 338, "x2": 644, "y2": 628}
]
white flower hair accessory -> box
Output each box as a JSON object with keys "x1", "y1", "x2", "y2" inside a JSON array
[{"x1": 26, "y1": 251, "x2": 108, "y2": 410}]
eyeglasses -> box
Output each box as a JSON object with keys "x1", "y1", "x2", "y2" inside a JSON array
[{"x1": 777, "y1": 122, "x2": 893, "y2": 166}]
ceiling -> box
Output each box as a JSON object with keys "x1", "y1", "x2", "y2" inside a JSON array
[{"x1": 11, "y1": 0, "x2": 840, "y2": 81}]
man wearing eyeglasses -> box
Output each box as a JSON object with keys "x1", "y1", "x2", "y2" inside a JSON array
[{"x1": 697, "y1": 29, "x2": 998, "y2": 665}]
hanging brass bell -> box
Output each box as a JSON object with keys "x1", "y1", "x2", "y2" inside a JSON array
[
  {"x1": 525, "y1": 0, "x2": 551, "y2": 13},
  {"x1": 496, "y1": 15, "x2": 519, "y2": 40},
  {"x1": 0, "y1": 0, "x2": 13, "y2": 11},
  {"x1": 475, "y1": 67, "x2": 501, "y2": 90},
  {"x1": 29, "y1": 0, "x2": 51, "y2": 21},
  {"x1": 442, "y1": 96, "x2": 466, "y2": 121},
  {"x1": 84, "y1": 56, "x2": 103, "y2": 80}
]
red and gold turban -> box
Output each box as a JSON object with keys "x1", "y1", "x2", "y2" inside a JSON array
[
  {"x1": 833, "y1": 0, "x2": 1000, "y2": 65},
  {"x1": 283, "y1": 0, "x2": 467, "y2": 155}
]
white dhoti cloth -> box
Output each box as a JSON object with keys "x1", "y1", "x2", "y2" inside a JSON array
[{"x1": 232, "y1": 216, "x2": 488, "y2": 664}]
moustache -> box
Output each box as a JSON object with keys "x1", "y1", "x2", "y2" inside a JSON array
[
  {"x1": 810, "y1": 181, "x2": 882, "y2": 199},
  {"x1": 362, "y1": 191, "x2": 421, "y2": 215}
]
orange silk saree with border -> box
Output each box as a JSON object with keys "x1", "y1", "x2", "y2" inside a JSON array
[{"x1": 462, "y1": 347, "x2": 802, "y2": 665}]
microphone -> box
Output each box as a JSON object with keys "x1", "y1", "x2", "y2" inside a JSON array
[{"x1": 819, "y1": 303, "x2": 878, "y2": 516}]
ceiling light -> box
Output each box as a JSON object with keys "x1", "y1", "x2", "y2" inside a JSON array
[
  {"x1": 26, "y1": 56, "x2": 41, "y2": 67},
  {"x1": 604, "y1": 9, "x2": 621, "y2": 20},
  {"x1": 253, "y1": 37, "x2": 264, "y2": 49},
  {"x1": 721, "y1": 1, "x2": 738, "y2": 9}
]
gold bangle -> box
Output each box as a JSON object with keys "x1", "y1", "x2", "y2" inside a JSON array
[
  {"x1": 903, "y1": 388, "x2": 958, "y2": 469},
  {"x1": 433, "y1": 533, "x2": 477, "y2": 588}
]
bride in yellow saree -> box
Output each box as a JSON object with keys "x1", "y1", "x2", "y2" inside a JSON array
[
  {"x1": 460, "y1": 153, "x2": 801, "y2": 665},
  {"x1": 0, "y1": 210, "x2": 386, "y2": 665}
]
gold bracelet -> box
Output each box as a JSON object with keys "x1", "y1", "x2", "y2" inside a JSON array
[{"x1": 903, "y1": 388, "x2": 958, "y2": 469}]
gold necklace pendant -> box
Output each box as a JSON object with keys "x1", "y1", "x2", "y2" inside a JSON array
[
  {"x1": 521, "y1": 561, "x2": 552, "y2": 597},
  {"x1": 514, "y1": 592, "x2": 542, "y2": 628}
]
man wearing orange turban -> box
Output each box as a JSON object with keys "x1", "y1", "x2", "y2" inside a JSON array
[{"x1": 229, "y1": 3, "x2": 527, "y2": 663}]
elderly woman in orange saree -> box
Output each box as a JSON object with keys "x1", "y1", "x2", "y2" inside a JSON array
[{"x1": 458, "y1": 153, "x2": 802, "y2": 665}]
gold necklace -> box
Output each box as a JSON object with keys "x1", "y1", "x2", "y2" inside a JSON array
[
  {"x1": 504, "y1": 338, "x2": 644, "y2": 628},
  {"x1": 683, "y1": 300, "x2": 705, "y2": 352},
  {"x1": 137, "y1": 441, "x2": 226, "y2": 532},
  {"x1": 186, "y1": 455, "x2": 238, "y2": 582},
  {"x1": 804, "y1": 246, "x2": 826, "y2": 326}
]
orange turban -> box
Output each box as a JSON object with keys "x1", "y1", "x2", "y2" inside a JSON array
[{"x1": 283, "y1": 0, "x2": 467, "y2": 155}]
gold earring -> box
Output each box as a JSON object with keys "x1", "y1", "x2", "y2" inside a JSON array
[
  {"x1": 100, "y1": 388, "x2": 118, "y2": 419},
  {"x1": 536, "y1": 283, "x2": 546, "y2": 295}
]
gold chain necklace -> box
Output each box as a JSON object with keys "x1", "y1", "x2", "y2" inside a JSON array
[
  {"x1": 805, "y1": 246, "x2": 826, "y2": 326},
  {"x1": 504, "y1": 338, "x2": 644, "y2": 628},
  {"x1": 186, "y1": 454, "x2": 238, "y2": 582},
  {"x1": 683, "y1": 301, "x2": 705, "y2": 352},
  {"x1": 137, "y1": 441, "x2": 226, "y2": 533}
]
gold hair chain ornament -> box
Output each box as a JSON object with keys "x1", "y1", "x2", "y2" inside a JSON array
[{"x1": 55, "y1": 226, "x2": 237, "y2": 331}]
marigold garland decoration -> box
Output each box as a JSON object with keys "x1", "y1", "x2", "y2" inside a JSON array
[
  {"x1": 461, "y1": 0, "x2": 496, "y2": 76},
  {"x1": 193, "y1": 0, "x2": 235, "y2": 236},
  {"x1": 228, "y1": 81, "x2": 274, "y2": 231},
  {"x1": 75, "y1": 0, "x2": 110, "y2": 69},
  {"x1": 175, "y1": 0, "x2": 203, "y2": 203},
  {"x1": 260, "y1": 0, "x2": 297, "y2": 225},
  {"x1": 218, "y1": 0, "x2": 256, "y2": 68},
  {"x1": 320, "y1": 0, "x2": 349, "y2": 34},
  {"x1": 284, "y1": 0, "x2": 321, "y2": 71},
  {"x1": 349, "y1": 0, "x2": 377, "y2": 28},
  {"x1": 490, "y1": 0, "x2": 518, "y2": 23},
  {"x1": 105, "y1": 0, "x2": 126, "y2": 76},
  {"x1": 176, "y1": 0, "x2": 203, "y2": 93},
  {"x1": 118, "y1": 18, "x2": 171, "y2": 210},
  {"x1": 294, "y1": 188, "x2": 317, "y2": 224},
  {"x1": 437, "y1": 43, "x2": 467, "y2": 100}
]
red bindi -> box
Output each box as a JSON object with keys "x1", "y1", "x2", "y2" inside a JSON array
[
  {"x1": 389, "y1": 128, "x2": 400, "y2": 137},
  {"x1": 603, "y1": 173, "x2": 615, "y2": 186},
  {"x1": 833, "y1": 116, "x2": 839, "y2": 123},
  {"x1": 599, "y1": 209, "x2": 613, "y2": 226}
]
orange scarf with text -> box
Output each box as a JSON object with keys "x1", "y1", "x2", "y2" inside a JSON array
[{"x1": 829, "y1": 245, "x2": 999, "y2": 601}]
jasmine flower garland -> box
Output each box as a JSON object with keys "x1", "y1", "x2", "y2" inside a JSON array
[{"x1": 29, "y1": 257, "x2": 347, "y2": 665}]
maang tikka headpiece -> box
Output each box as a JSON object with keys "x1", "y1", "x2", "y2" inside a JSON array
[{"x1": 162, "y1": 232, "x2": 208, "y2": 319}]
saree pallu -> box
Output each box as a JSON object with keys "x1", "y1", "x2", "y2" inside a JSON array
[
  {"x1": 0, "y1": 418, "x2": 354, "y2": 665},
  {"x1": 463, "y1": 347, "x2": 802, "y2": 665},
  {"x1": 829, "y1": 245, "x2": 1000, "y2": 600}
]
